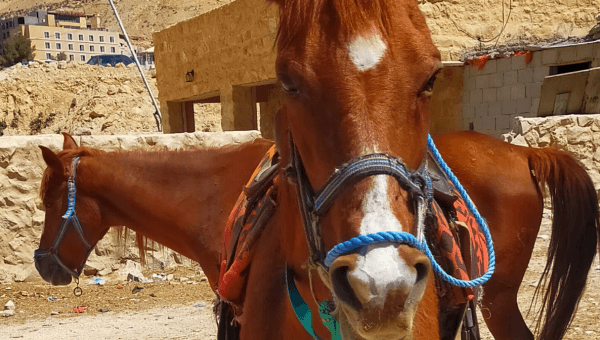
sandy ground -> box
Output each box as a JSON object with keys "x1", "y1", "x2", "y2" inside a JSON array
[{"x1": 1, "y1": 217, "x2": 599, "y2": 339}]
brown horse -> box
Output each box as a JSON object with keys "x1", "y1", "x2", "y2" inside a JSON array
[
  {"x1": 234, "y1": 0, "x2": 598, "y2": 340},
  {"x1": 35, "y1": 133, "x2": 273, "y2": 290}
]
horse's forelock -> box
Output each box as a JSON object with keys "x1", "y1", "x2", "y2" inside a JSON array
[{"x1": 275, "y1": 0, "x2": 391, "y2": 50}]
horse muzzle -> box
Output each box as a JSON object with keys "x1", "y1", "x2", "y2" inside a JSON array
[
  {"x1": 328, "y1": 244, "x2": 431, "y2": 339},
  {"x1": 34, "y1": 252, "x2": 73, "y2": 286}
]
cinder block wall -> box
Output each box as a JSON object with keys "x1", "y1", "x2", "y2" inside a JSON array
[{"x1": 463, "y1": 42, "x2": 600, "y2": 138}]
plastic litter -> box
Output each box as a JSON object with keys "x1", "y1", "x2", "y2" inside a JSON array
[
  {"x1": 47, "y1": 296, "x2": 58, "y2": 302},
  {"x1": 87, "y1": 277, "x2": 106, "y2": 286}
]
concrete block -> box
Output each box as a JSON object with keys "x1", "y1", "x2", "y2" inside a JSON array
[
  {"x1": 497, "y1": 58, "x2": 512, "y2": 72},
  {"x1": 474, "y1": 115, "x2": 495, "y2": 131},
  {"x1": 463, "y1": 65, "x2": 470, "y2": 79},
  {"x1": 530, "y1": 97, "x2": 541, "y2": 115},
  {"x1": 511, "y1": 84, "x2": 526, "y2": 99},
  {"x1": 479, "y1": 59, "x2": 497, "y2": 75},
  {"x1": 483, "y1": 88, "x2": 497, "y2": 102},
  {"x1": 526, "y1": 82, "x2": 542, "y2": 98},
  {"x1": 517, "y1": 97, "x2": 532, "y2": 114},
  {"x1": 463, "y1": 104, "x2": 475, "y2": 119},
  {"x1": 502, "y1": 100, "x2": 517, "y2": 115},
  {"x1": 557, "y1": 46, "x2": 578, "y2": 64},
  {"x1": 489, "y1": 73, "x2": 503, "y2": 88},
  {"x1": 533, "y1": 66, "x2": 549, "y2": 82},
  {"x1": 518, "y1": 68, "x2": 534, "y2": 84},
  {"x1": 511, "y1": 54, "x2": 527, "y2": 70},
  {"x1": 576, "y1": 44, "x2": 594, "y2": 60},
  {"x1": 529, "y1": 51, "x2": 542, "y2": 67},
  {"x1": 497, "y1": 86, "x2": 511, "y2": 101},
  {"x1": 475, "y1": 75, "x2": 490, "y2": 89},
  {"x1": 462, "y1": 90, "x2": 470, "y2": 107},
  {"x1": 542, "y1": 48, "x2": 558, "y2": 65},
  {"x1": 504, "y1": 70, "x2": 518, "y2": 85},
  {"x1": 466, "y1": 75, "x2": 476, "y2": 90},
  {"x1": 470, "y1": 89, "x2": 483, "y2": 104},
  {"x1": 489, "y1": 101, "x2": 502, "y2": 116},
  {"x1": 496, "y1": 114, "x2": 511, "y2": 130},
  {"x1": 475, "y1": 103, "x2": 489, "y2": 117}
]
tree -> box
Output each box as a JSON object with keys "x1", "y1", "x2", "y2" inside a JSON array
[
  {"x1": 57, "y1": 52, "x2": 68, "y2": 61},
  {"x1": 1, "y1": 34, "x2": 35, "y2": 67}
]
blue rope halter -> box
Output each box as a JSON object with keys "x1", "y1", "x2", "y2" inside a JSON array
[
  {"x1": 34, "y1": 157, "x2": 95, "y2": 280},
  {"x1": 324, "y1": 136, "x2": 496, "y2": 288}
]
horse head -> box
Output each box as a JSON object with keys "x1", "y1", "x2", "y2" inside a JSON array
[
  {"x1": 271, "y1": 0, "x2": 442, "y2": 338},
  {"x1": 36, "y1": 133, "x2": 107, "y2": 286}
]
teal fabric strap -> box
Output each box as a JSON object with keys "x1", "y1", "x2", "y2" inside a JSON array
[{"x1": 286, "y1": 266, "x2": 341, "y2": 340}]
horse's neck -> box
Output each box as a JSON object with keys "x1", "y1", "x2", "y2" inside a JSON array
[{"x1": 78, "y1": 150, "x2": 228, "y2": 285}]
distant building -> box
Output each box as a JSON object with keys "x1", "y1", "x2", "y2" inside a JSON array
[
  {"x1": 138, "y1": 47, "x2": 155, "y2": 68},
  {"x1": 1, "y1": 10, "x2": 125, "y2": 62}
]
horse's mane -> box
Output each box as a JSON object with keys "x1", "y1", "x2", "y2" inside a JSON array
[{"x1": 273, "y1": 0, "x2": 391, "y2": 50}]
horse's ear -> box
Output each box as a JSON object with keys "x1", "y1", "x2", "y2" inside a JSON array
[
  {"x1": 62, "y1": 132, "x2": 78, "y2": 150},
  {"x1": 39, "y1": 146, "x2": 66, "y2": 177}
]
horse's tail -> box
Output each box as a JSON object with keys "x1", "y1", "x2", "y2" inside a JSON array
[{"x1": 527, "y1": 147, "x2": 599, "y2": 340}]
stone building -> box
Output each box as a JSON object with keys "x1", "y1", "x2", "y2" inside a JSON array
[
  {"x1": 153, "y1": 0, "x2": 600, "y2": 139},
  {"x1": 3, "y1": 11, "x2": 122, "y2": 62}
]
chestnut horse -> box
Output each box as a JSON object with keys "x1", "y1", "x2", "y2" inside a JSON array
[
  {"x1": 35, "y1": 133, "x2": 273, "y2": 290},
  {"x1": 234, "y1": 0, "x2": 598, "y2": 340}
]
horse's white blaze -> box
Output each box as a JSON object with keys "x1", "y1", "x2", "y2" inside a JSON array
[
  {"x1": 350, "y1": 175, "x2": 416, "y2": 305},
  {"x1": 348, "y1": 33, "x2": 387, "y2": 71}
]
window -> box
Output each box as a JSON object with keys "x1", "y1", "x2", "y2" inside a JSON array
[
  {"x1": 44, "y1": 32, "x2": 50, "y2": 38},
  {"x1": 78, "y1": 34, "x2": 83, "y2": 41},
  {"x1": 45, "y1": 42, "x2": 50, "y2": 49},
  {"x1": 68, "y1": 44, "x2": 73, "y2": 50},
  {"x1": 46, "y1": 53, "x2": 52, "y2": 59},
  {"x1": 56, "y1": 43, "x2": 61, "y2": 50},
  {"x1": 100, "y1": 46, "x2": 105, "y2": 53},
  {"x1": 89, "y1": 45, "x2": 94, "y2": 52},
  {"x1": 109, "y1": 36, "x2": 114, "y2": 43},
  {"x1": 55, "y1": 32, "x2": 60, "y2": 39},
  {"x1": 89, "y1": 35, "x2": 93, "y2": 42},
  {"x1": 69, "y1": 54, "x2": 74, "y2": 61},
  {"x1": 79, "y1": 45, "x2": 84, "y2": 51},
  {"x1": 99, "y1": 36, "x2": 104, "y2": 42},
  {"x1": 81, "y1": 55, "x2": 85, "y2": 61},
  {"x1": 67, "y1": 33, "x2": 73, "y2": 40},
  {"x1": 110, "y1": 47, "x2": 115, "y2": 53}
]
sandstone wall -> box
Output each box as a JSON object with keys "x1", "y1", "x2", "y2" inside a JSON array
[
  {"x1": 0, "y1": 131, "x2": 261, "y2": 283},
  {"x1": 503, "y1": 114, "x2": 600, "y2": 197}
]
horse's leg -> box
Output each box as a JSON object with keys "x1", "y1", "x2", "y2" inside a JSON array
[{"x1": 434, "y1": 132, "x2": 542, "y2": 340}]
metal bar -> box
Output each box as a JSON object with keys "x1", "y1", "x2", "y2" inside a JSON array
[{"x1": 107, "y1": 0, "x2": 162, "y2": 132}]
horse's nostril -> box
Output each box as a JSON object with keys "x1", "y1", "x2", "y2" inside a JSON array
[
  {"x1": 414, "y1": 261, "x2": 429, "y2": 283},
  {"x1": 331, "y1": 265, "x2": 363, "y2": 311}
]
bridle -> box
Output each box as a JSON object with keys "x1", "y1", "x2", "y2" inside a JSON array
[
  {"x1": 286, "y1": 133, "x2": 434, "y2": 273},
  {"x1": 34, "y1": 157, "x2": 94, "y2": 293}
]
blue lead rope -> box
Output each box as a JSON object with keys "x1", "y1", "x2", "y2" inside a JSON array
[{"x1": 324, "y1": 135, "x2": 496, "y2": 288}]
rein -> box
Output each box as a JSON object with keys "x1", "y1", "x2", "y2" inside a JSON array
[
  {"x1": 286, "y1": 134, "x2": 496, "y2": 339},
  {"x1": 34, "y1": 157, "x2": 94, "y2": 295}
]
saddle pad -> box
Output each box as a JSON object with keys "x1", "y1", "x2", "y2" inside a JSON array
[
  {"x1": 431, "y1": 183, "x2": 490, "y2": 304},
  {"x1": 217, "y1": 145, "x2": 278, "y2": 307}
]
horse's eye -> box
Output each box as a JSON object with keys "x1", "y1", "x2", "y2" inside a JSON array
[
  {"x1": 420, "y1": 71, "x2": 438, "y2": 97},
  {"x1": 279, "y1": 74, "x2": 299, "y2": 96}
]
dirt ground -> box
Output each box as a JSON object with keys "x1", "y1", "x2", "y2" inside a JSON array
[{"x1": 1, "y1": 218, "x2": 599, "y2": 339}]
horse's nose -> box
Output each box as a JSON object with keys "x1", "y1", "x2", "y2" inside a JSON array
[{"x1": 329, "y1": 244, "x2": 430, "y2": 313}]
